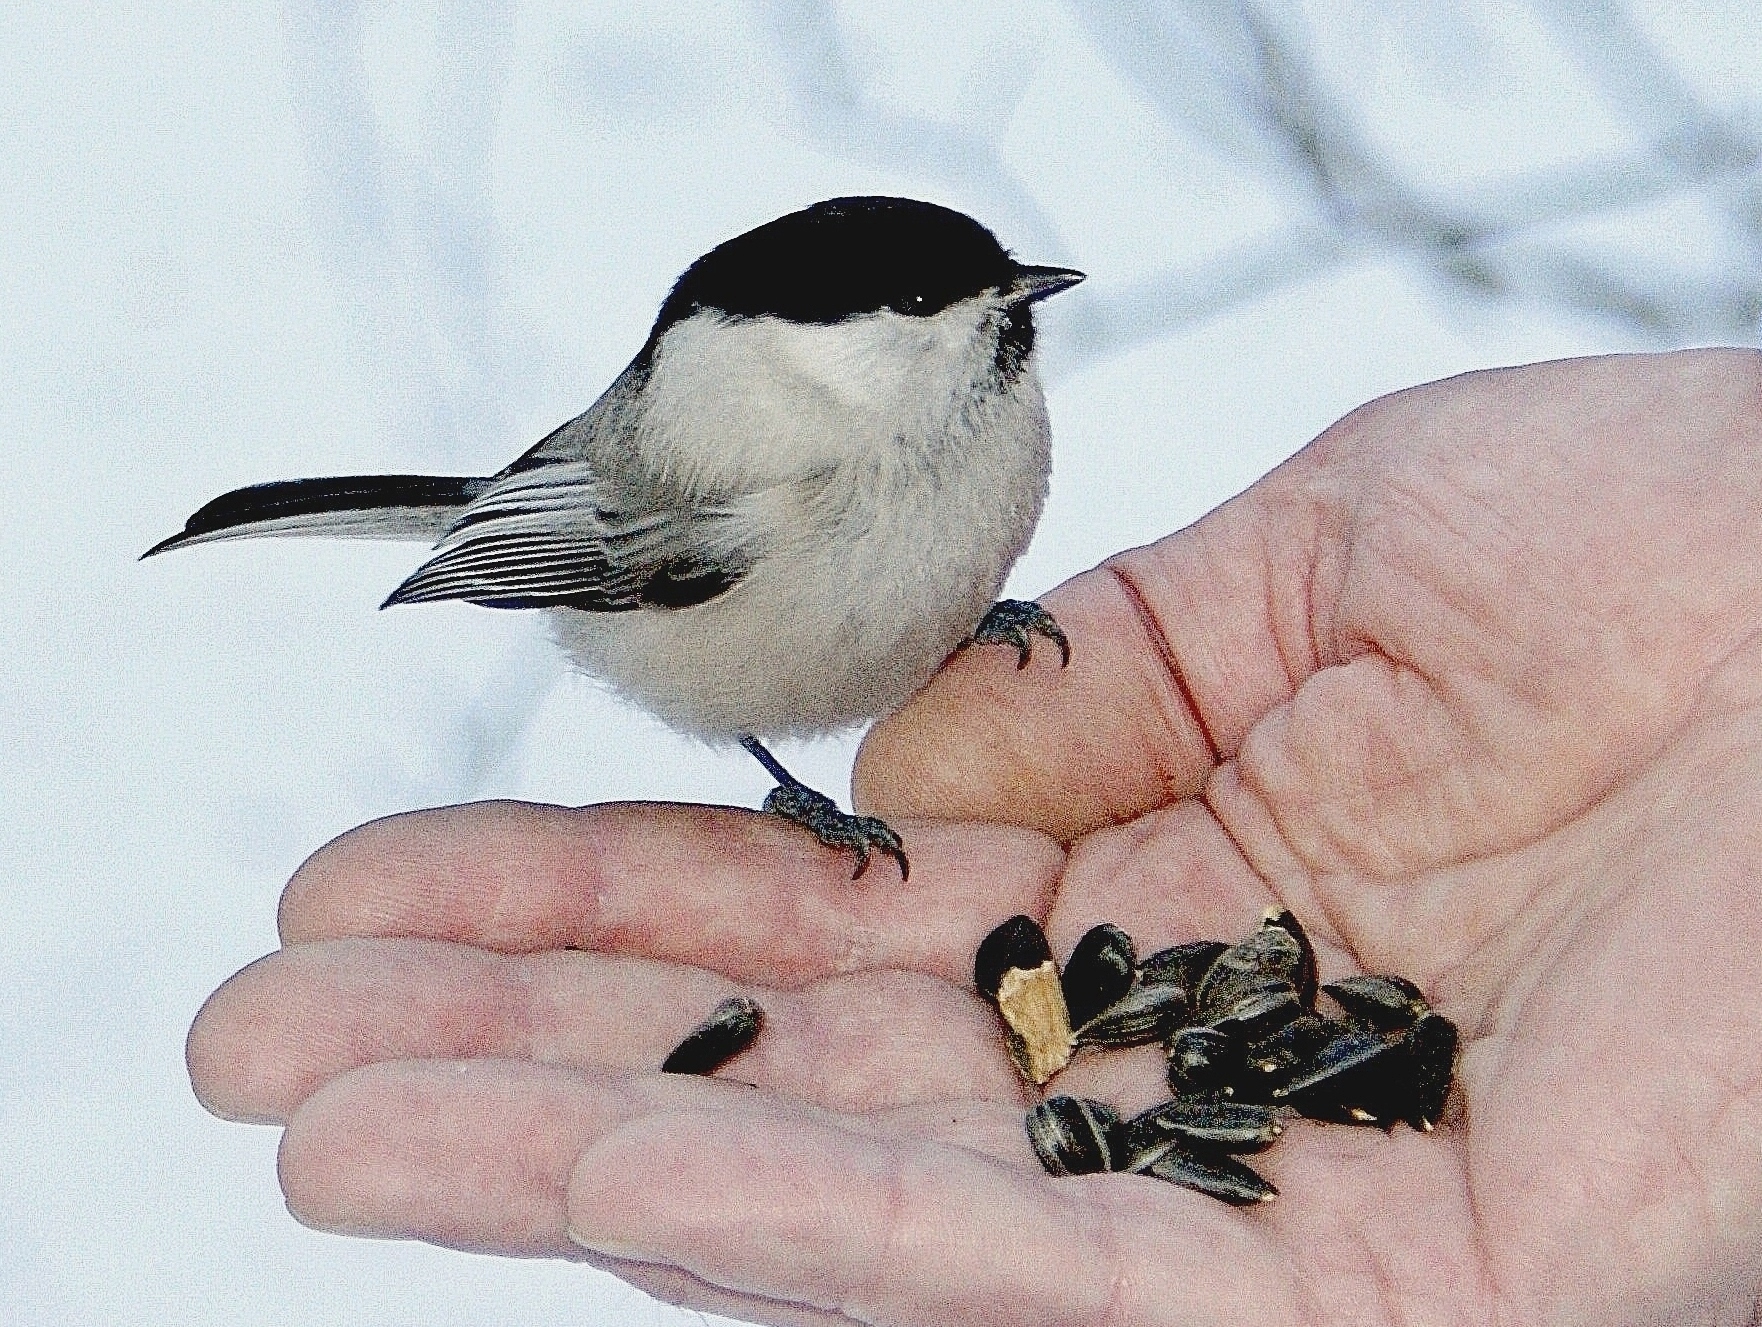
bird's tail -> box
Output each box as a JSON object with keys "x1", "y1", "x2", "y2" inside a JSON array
[{"x1": 142, "y1": 475, "x2": 492, "y2": 558}]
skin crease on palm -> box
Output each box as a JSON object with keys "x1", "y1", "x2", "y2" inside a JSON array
[{"x1": 184, "y1": 349, "x2": 1762, "y2": 1327}]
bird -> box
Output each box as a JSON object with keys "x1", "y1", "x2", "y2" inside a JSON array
[{"x1": 145, "y1": 196, "x2": 1083, "y2": 879}]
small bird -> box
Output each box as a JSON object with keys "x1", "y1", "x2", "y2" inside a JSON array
[{"x1": 146, "y1": 196, "x2": 1082, "y2": 878}]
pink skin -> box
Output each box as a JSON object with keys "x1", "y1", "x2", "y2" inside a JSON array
[{"x1": 188, "y1": 350, "x2": 1762, "y2": 1327}]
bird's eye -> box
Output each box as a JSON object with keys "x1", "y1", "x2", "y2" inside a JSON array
[{"x1": 891, "y1": 293, "x2": 929, "y2": 315}]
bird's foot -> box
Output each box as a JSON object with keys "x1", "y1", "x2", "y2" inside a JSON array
[
  {"x1": 740, "y1": 735, "x2": 908, "y2": 881},
  {"x1": 761, "y1": 782, "x2": 908, "y2": 882},
  {"x1": 965, "y1": 598, "x2": 1071, "y2": 669}
]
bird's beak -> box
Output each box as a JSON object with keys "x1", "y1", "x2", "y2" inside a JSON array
[{"x1": 1008, "y1": 264, "x2": 1086, "y2": 303}]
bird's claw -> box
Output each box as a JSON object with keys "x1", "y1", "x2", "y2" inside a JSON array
[
  {"x1": 966, "y1": 598, "x2": 1070, "y2": 669},
  {"x1": 762, "y1": 782, "x2": 909, "y2": 881}
]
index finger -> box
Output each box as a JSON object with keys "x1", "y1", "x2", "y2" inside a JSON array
[{"x1": 278, "y1": 800, "x2": 1064, "y2": 989}]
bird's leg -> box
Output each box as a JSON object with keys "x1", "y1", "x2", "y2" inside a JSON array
[
  {"x1": 739, "y1": 735, "x2": 908, "y2": 881},
  {"x1": 963, "y1": 599, "x2": 1071, "y2": 669}
]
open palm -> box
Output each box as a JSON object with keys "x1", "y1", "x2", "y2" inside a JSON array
[{"x1": 188, "y1": 350, "x2": 1762, "y2": 1326}]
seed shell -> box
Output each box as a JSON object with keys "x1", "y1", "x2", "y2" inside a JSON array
[
  {"x1": 1027, "y1": 1096, "x2": 1121, "y2": 1176},
  {"x1": 1272, "y1": 1026, "x2": 1403, "y2": 1127},
  {"x1": 1139, "y1": 1142, "x2": 1277, "y2": 1206},
  {"x1": 1204, "y1": 978, "x2": 1305, "y2": 1041},
  {"x1": 660, "y1": 996, "x2": 766, "y2": 1075},
  {"x1": 1120, "y1": 1098, "x2": 1283, "y2": 1156},
  {"x1": 1195, "y1": 925, "x2": 1309, "y2": 1037},
  {"x1": 1061, "y1": 923, "x2": 1137, "y2": 1030},
  {"x1": 1166, "y1": 1025, "x2": 1242, "y2": 1096},
  {"x1": 1074, "y1": 981, "x2": 1190, "y2": 1050},
  {"x1": 1239, "y1": 1013, "x2": 1338, "y2": 1099},
  {"x1": 1323, "y1": 975, "x2": 1429, "y2": 1032},
  {"x1": 1260, "y1": 908, "x2": 1319, "y2": 1007},
  {"x1": 995, "y1": 961, "x2": 1075, "y2": 1085},
  {"x1": 1140, "y1": 940, "x2": 1227, "y2": 991},
  {"x1": 1402, "y1": 1011, "x2": 1459, "y2": 1131},
  {"x1": 981, "y1": 909, "x2": 1457, "y2": 1208},
  {"x1": 975, "y1": 915, "x2": 1055, "y2": 1002}
]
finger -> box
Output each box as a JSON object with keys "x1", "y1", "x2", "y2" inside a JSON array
[
  {"x1": 275, "y1": 1060, "x2": 1027, "y2": 1252},
  {"x1": 279, "y1": 1059, "x2": 860, "y2": 1327},
  {"x1": 188, "y1": 938, "x2": 1022, "y2": 1124},
  {"x1": 278, "y1": 800, "x2": 1063, "y2": 988},
  {"x1": 278, "y1": 1059, "x2": 617, "y2": 1257},
  {"x1": 278, "y1": 1059, "x2": 1054, "y2": 1327},
  {"x1": 565, "y1": 1107, "x2": 1294, "y2": 1327},
  {"x1": 569, "y1": 1108, "x2": 1487, "y2": 1327},
  {"x1": 281, "y1": 1061, "x2": 1476, "y2": 1327},
  {"x1": 854, "y1": 469, "x2": 1324, "y2": 842}
]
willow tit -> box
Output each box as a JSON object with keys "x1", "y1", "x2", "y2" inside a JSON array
[{"x1": 147, "y1": 196, "x2": 1083, "y2": 877}]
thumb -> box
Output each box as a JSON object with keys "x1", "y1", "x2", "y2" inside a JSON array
[{"x1": 854, "y1": 468, "x2": 1326, "y2": 842}]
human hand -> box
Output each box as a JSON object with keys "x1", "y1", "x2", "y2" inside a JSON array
[{"x1": 188, "y1": 350, "x2": 1762, "y2": 1325}]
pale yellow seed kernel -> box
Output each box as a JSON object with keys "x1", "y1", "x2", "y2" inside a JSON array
[{"x1": 995, "y1": 960, "x2": 1074, "y2": 1085}]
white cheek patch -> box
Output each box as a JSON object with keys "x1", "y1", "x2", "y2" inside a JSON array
[
  {"x1": 762, "y1": 305, "x2": 987, "y2": 410},
  {"x1": 643, "y1": 302, "x2": 1002, "y2": 491}
]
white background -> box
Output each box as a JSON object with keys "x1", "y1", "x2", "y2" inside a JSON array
[{"x1": 4, "y1": 2, "x2": 1755, "y2": 1323}]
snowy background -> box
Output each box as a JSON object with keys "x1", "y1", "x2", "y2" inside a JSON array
[{"x1": 5, "y1": 1, "x2": 1759, "y2": 1323}]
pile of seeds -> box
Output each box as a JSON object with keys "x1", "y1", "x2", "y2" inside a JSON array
[{"x1": 975, "y1": 908, "x2": 1458, "y2": 1206}]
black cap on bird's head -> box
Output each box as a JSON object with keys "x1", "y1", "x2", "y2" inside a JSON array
[{"x1": 653, "y1": 196, "x2": 1084, "y2": 334}]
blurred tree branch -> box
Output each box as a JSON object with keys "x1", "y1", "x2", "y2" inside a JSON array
[
  {"x1": 1529, "y1": 0, "x2": 1762, "y2": 250},
  {"x1": 752, "y1": 0, "x2": 1072, "y2": 259},
  {"x1": 762, "y1": 0, "x2": 1762, "y2": 371}
]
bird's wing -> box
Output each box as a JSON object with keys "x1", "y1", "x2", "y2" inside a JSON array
[{"x1": 381, "y1": 459, "x2": 757, "y2": 612}]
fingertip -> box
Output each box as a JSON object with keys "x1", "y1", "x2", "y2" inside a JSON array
[
  {"x1": 563, "y1": 1110, "x2": 872, "y2": 1296},
  {"x1": 856, "y1": 465, "x2": 1335, "y2": 847},
  {"x1": 275, "y1": 1063, "x2": 405, "y2": 1236},
  {"x1": 564, "y1": 1118, "x2": 689, "y2": 1263},
  {"x1": 186, "y1": 952, "x2": 289, "y2": 1124},
  {"x1": 278, "y1": 800, "x2": 580, "y2": 945}
]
